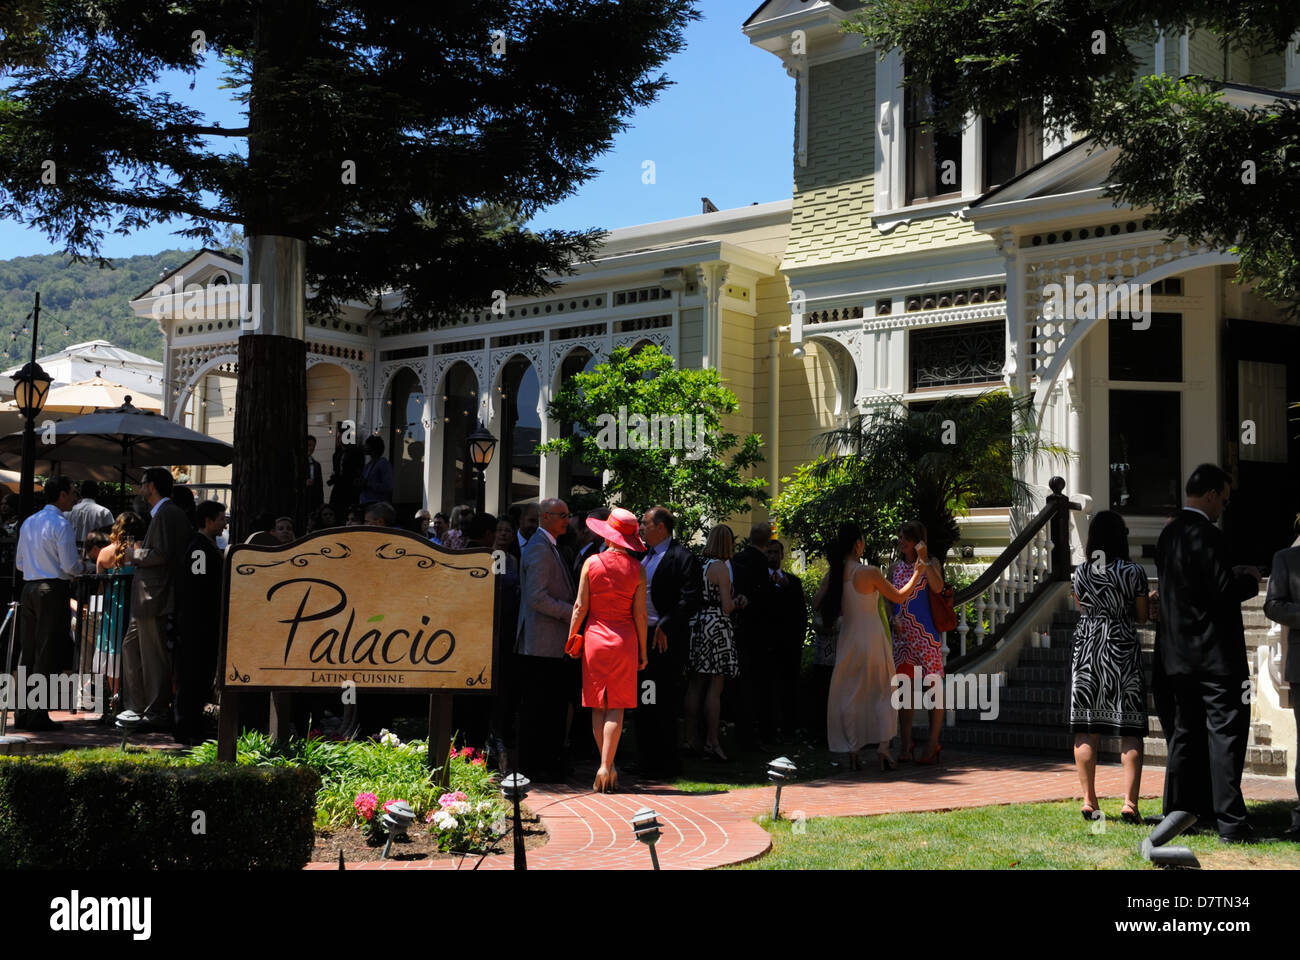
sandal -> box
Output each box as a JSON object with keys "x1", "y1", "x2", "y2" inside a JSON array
[
  {"x1": 1081, "y1": 803, "x2": 1101, "y2": 821},
  {"x1": 1120, "y1": 805, "x2": 1142, "y2": 824}
]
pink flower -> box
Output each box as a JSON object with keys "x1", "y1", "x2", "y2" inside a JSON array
[
  {"x1": 382, "y1": 798, "x2": 407, "y2": 813},
  {"x1": 471, "y1": 757, "x2": 486, "y2": 767},
  {"x1": 438, "y1": 790, "x2": 469, "y2": 808},
  {"x1": 354, "y1": 792, "x2": 379, "y2": 822},
  {"x1": 424, "y1": 811, "x2": 435, "y2": 824}
]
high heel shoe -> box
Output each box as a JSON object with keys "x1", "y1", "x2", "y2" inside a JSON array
[
  {"x1": 593, "y1": 768, "x2": 608, "y2": 793},
  {"x1": 878, "y1": 751, "x2": 896, "y2": 771},
  {"x1": 897, "y1": 743, "x2": 915, "y2": 763},
  {"x1": 607, "y1": 767, "x2": 619, "y2": 793},
  {"x1": 1120, "y1": 804, "x2": 1142, "y2": 824},
  {"x1": 916, "y1": 746, "x2": 942, "y2": 765},
  {"x1": 703, "y1": 744, "x2": 728, "y2": 762}
]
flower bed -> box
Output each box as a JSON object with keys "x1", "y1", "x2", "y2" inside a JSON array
[{"x1": 188, "y1": 731, "x2": 519, "y2": 855}]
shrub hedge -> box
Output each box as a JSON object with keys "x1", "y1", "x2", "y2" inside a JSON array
[{"x1": 0, "y1": 750, "x2": 319, "y2": 869}]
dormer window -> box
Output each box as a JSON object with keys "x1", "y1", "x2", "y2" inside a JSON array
[{"x1": 904, "y1": 62, "x2": 963, "y2": 203}]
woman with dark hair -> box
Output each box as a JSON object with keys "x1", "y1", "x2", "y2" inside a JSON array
[
  {"x1": 1071, "y1": 509, "x2": 1149, "y2": 822},
  {"x1": 889, "y1": 520, "x2": 948, "y2": 763},
  {"x1": 825, "y1": 521, "x2": 925, "y2": 770}
]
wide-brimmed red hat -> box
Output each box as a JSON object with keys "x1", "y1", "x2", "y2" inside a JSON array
[{"x1": 587, "y1": 507, "x2": 646, "y2": 553}]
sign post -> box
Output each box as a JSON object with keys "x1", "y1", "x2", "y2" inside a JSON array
[{"x1": 217, "y1": 527, "x2": 497, "y2": 766}]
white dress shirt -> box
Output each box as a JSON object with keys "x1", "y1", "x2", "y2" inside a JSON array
[
  {"x1": 642, "y1": 538, "x2": 670, "y2": 627},
  {"x1": 16, "y1": 504, "x2": 81, "y2": 581}
]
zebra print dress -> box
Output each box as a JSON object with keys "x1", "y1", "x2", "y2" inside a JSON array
[{"x1": 1069, "y1": 559, "x2": 1149, "y2": 736}]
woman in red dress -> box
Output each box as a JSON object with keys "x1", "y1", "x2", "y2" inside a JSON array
[{"x1": 567, "y1": 507, "x2": 648, "y2": 793}]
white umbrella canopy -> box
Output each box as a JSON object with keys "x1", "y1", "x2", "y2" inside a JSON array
[{"x1": 0, "y1": 376, "x2": 162, "y2": 415}]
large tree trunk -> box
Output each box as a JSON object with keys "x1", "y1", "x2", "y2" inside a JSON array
[
  {"x1": 231, "y1": 0, "x2": 313, "y2": 542},
  {"x1": 232, "y1": 334, "x2": 307, "y2": 540}
]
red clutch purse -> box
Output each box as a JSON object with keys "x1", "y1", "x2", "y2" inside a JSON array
[{"x1": 565, "y1": 631, "x2": 583, "y2": 657}]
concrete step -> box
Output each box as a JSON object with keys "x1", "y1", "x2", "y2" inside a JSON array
[{"x1": 940, "y1": 722, "x2": 1288, "y2": 775}]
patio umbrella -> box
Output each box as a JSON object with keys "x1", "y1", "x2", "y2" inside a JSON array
[
  {"x1": 0, "y1": 398, "x2": 233, "y2": 488},
  {"x1": 0, "y1": 377, "x2": 163, "y2": 415}
]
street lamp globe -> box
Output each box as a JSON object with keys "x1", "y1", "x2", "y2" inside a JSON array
[
  {"x1": 11, "y1": 361, "x2": 52, "y2": 418},
  {"x1": 467, "y1": 422, "x2": 497, "y2": 469}
]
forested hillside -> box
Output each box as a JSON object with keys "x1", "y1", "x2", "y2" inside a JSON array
[{"x1": 0, "y1": 248, "x2": 202, "y2": 362}]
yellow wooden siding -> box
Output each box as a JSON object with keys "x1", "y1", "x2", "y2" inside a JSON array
[
  {"x1": 678, "y1": 306, "x2": 704, "y2": 369},
  {"x1": 1250, "y1": 49, "x2": 1286, "y2": 89},
  {"x1": 1187, "y1": 29, "x2": 1225, "y2": 77},
  {"x1": 787, "y1": 55, "x2": 994, "y2": 268}
]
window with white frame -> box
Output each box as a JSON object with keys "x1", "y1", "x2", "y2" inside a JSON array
[{"x1": 876, "y1": 49, "x2": 1044, "y2": 215}]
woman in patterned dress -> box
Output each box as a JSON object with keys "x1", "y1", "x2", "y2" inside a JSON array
[
  {"x1": 1071, "y1": 510, "x2": 1149, "y2": 822},
  {"x1": 684, "y1": 525, "x2": 745, "y2": 761},
  {"x1": 888, "y1": 521, "x2": 947, "y2": 763}
]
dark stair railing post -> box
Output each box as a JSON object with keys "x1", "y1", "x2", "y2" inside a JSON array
[{"x1": 1047, "y1": 476, "x2": 1072, "y2": 582}]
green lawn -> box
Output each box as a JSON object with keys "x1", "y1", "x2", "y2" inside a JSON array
[{"x1": 731, "y1": 800, "x2": 1300, "y2": 870}]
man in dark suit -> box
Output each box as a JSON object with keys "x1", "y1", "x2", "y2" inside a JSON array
[
  {"x1": 305, "y1": 435, "x2": 324, "y2": 514},
  {"x1": 120, "y1": 467, "x2": 193, "y2": 730},
  {"x1": 636, "y1": 505, "x2": 701, "y2": 778},
  {"x1": 730, "y1": 521, "x2": 775, "y2": 750},
  {"x1": 1154, "y1": 463, "x2": 1262, "y2": 842},
  {"x1": 1263, "y1": 538, "x2": 1300, "y2": 837},
  {"x1": 515, "y1": 498, "x2": 576, "y2": 781},
  {"x1": 765, "y1": 540, "x2": 808, "y2": 741},
  {"x1": 173, "y1": 500, "x2": 226, "y2": 745}
]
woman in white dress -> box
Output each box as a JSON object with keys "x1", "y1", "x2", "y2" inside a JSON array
[{"x1": 823, "y1": 522, "x2": 925, "y2": 770}]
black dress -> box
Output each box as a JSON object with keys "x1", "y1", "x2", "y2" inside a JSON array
[{"x1": 1069, "y1": 559, "x2": 1149, "y2": 736}]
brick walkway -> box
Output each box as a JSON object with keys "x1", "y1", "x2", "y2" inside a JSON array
[{"x1": 7, "y1": 715, "x2": 1295, "y2": 870}]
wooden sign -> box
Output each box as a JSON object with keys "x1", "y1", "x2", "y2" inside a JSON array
[{"x1": 220, "y1": 526, "x2": 497, "y2": 693}]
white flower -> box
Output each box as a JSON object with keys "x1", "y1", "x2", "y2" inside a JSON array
[
  {"x1": 447, "y1": 801, "x2": 471, "y2": 815},
  {"x1": 378, "y1": 729, "x2": 402, "y2": 748},
  {"x1": 476, "y1": 800, "x2": 493, "y2": 813},
  {"x1": 491, "y1": 819, "x2": 509, "y2": 835},
  {"x1": 432, "y1": 811, "x2": 459, "y2": 831}
]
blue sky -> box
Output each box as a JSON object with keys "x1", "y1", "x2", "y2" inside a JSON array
[{"x1": 0, "y1": 0, "x2": 794, "y2": 261}]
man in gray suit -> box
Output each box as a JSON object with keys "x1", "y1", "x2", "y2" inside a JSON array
[
  {"x1": 119, "y1": 467, "x2": 192, "y2": 729},
  {"x1": 514, "y1": 498, "x2": 576, "y2": 781},
  {"x1": 1264, "y1": 539, "x2": 1300, "y2": 837}
]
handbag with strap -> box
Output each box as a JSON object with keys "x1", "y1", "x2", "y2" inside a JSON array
[{"x1": 927, "y1": 573, "x2": 958, "y2": 634}]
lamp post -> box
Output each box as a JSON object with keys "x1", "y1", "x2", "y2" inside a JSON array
[
  {"x1": 466, "y1": 421, "x2": 497, "y2": 515},
  {"x1": 500, "y1": 772, "x2": 529, "y2": 871},
  {"x1": 11, "y1": 293, "x2": 53, "y2": 522},
  {"x1": 767, "y1": 756, "x2": 797, "y2": 821},
  {"x1": 630, "y1": 806, "x2": 662, "y2": 870},
  {"x1": 380, "y1": 800, "x2": 415, "y2": 859}
]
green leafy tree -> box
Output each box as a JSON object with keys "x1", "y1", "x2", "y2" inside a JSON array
[
  {"x1": 847, "y1": 1, "x2": 1300, "y2": 313},
  {"x1": 538, "y1": 344, "x2": 766, "y2": 545},
  {"x1": 815, "y1": 390, "x2": 1070, "y2": 562},
  {"x1": 769, "y1": 456, "x2": 904, "y2": 567},
  {"x1": 0, "y1": 0, "x2": 699, "y2": 533}
]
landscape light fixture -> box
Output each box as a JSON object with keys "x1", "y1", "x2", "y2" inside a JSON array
[
  {"x1": 1140, "y1": 809, "x2": 1201, "y2": 869},
  {"x1": 500, "y1": 772, "x2": 530, "y2": 871},
  {"x1": 380, "y1": 800, "x2": 415, "y2": 859},
  {"x1": 767, "y1": 756, "x2": 797, "y2": 821},
  {"x1": 630, "y1": 806, "x2": 663, "y2": 870}
]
